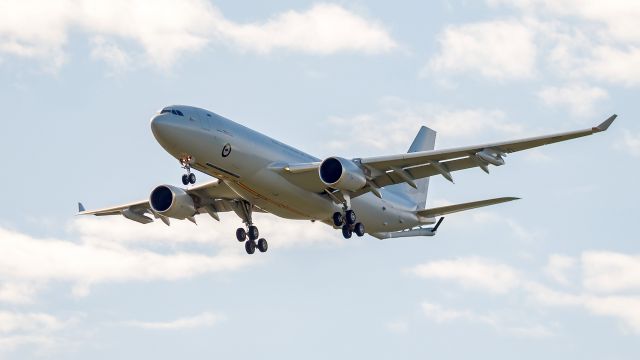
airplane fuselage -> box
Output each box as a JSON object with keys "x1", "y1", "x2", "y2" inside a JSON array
[{"x1": 150, "y1": 105, "x2": 428, "y2": 234}]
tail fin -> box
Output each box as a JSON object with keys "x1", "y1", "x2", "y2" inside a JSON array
[{"x1": 388, "y1": 126, "x2": 437, "y2": 208}]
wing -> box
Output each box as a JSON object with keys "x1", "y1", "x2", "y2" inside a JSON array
[
  {"x1": 416, "y1": 197, "x2": 519, "y2": 218},
  {"x1": 277, "y1": 115, "x2": 616, "y2": 196},
  {"x1": 78, "y1": 179, "x2": 242, "y2": 225}
]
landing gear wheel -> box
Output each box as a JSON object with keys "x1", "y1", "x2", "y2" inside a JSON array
[
  {"x1": 332, "y1": 212, "x2": 344, "y2": 227},
  {"x1": 181, "y1": 174, "x2": 189, "y2": 185},
  {"x1": 245, "y1": 239, "x2": 256, "y2": 254},
  {"x1": 341, "y1": 225, "x2": 353, "y2": 239},
  {"x1": 257, "y1": 238, "x2": 268, "y2": 253},
  {"x1": 248, "y1": 226, "x2": 259, "y2": 241},
  {"x1": 236, "y1": 228, "x2": 247, "y2": 242},
  {"x1": 345, "y1": 210, "x2": 357, "y2": 225},
  {"x1": 354, "y1": 222, "x2": 365, "y2": 237},
  {"x1": 188, "y1": 173, "x2": 196, "y2": 184}
]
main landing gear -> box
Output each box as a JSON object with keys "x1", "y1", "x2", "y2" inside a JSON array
[
  {"x1": 235, "y1": 201, "x2": 268, "y2": 255},
  {"x1": 180, "y1": 156, "x2": 196, "y2": 185},
  {"x1": 333, "y1": 209, "x2": 365, "y2": 239}
]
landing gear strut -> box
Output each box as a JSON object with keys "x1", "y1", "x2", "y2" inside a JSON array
[
  {"x1": 180, "y1": 157, "x2": 196, "y2": 185},
  {"x1": 235, "y1": 200, "x2": 268, "y2": 254}
]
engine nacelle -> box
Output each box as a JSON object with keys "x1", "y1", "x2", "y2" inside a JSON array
[
  {"x1": 149, "y1": 185, "x2": 196, "y2": 220},
  {"x1": 319, "y1": 157, "x2": 367, "y2": 192}
]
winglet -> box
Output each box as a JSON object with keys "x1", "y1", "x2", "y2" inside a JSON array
[
  {"x1": 78, "y1": 202, "x2": 86, "y2": 213},
  {"x1": 593, "y1": 114, "x2": 617, "y2": 133}
]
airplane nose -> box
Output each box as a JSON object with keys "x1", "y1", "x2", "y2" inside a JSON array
[{"x1": 150, "y1": 114, "x2": 170, "y2": 140}]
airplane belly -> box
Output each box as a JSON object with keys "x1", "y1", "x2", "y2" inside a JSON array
[{"x1": 225, "y1": 169, "x2": 336, "y2": 220}]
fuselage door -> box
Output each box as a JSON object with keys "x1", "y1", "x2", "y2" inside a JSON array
[{"x1": 200, "y1": 114, "x2": 211, "y2": 130}]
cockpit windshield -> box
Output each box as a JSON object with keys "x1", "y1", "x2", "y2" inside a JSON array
[{"x1": 160, "y1": 108, "x2": 184, "y2": 116}]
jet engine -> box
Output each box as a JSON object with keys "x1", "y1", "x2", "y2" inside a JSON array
[
  {"x1": 149, "y1": 185, "x2": 196, "y2": 219},
  {"x1": 319, "y1": 157, "x2": 367, "y2": 191}
]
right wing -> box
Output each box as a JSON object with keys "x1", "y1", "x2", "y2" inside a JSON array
[
  {"x1": 276, "y1": 115, "x2": 616, "y2": 198},
  {"x1": 78, "y1": 179, "x2": 243, "y2": 225}
]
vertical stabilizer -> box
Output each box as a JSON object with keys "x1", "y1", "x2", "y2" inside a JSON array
[{"x1": 387, "y1": 126, "x2": 436, "y2": 209}]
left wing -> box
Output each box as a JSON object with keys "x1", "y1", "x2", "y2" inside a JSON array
[
  {"x1": 277, "y1": 115, "x2": 616, "y2": 196},
  {"x1": 78, "y1": 179, "x2": 242, "y2": 225}
]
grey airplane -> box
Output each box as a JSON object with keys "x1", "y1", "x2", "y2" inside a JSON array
[{"x1": 79, "y1": 106, "x2": 616, "y2": 254}]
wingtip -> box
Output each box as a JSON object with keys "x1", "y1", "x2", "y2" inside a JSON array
[
  {"x1": 78, "y1": 202, "x2": 86, "y2": 213},
  {"x1": 594, "y1": 114, "x2": 617, "y2": 132}
]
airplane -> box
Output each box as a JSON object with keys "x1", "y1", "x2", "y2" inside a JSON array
[{"x1": 78, "y1": 106, "x2": 617, "y2": 254}]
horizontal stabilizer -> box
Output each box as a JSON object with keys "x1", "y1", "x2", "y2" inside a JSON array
[{"x1": 417, "y1": 197, "x2": 519, "y2": 218}]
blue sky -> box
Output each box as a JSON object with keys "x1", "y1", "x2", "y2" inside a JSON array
[{"x1": 1, "y1": 0, "x2": 639, "y2": 358}]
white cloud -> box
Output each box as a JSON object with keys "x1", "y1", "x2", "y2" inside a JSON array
[
  {"x1": 125, "y1": 312, "x2": 220, "y2": 330},
  {"x1": 421, "y1": 302, "x2": 553, "y2": 337},
  {"x1": 214, "y1": 3, "x2": 397, "y2": 55},
  {"x1": 619, "y1": 130, "x2": 640, "y2": 157},
  {"x1": 425, "y1": 20, "x2": 537, "y2": 80},
  {"x1": 0, "y1": 282, "x2": 39, "y2": 304},
  {"x1": 0, "y1": 1, "x2": 396, "y2": 69},
  {"x1": 0, "y1": 212, "x2": 339, "y2": 299},
  {"x1": 325, "y1": 99, "x2": 523, "y2": 153},
  {"x1": 487, "y1": 1, "x2": 640, "y2": 86},
  {"x1": 90, "y1": 36, "x2": 131, "y2": 73},
  {"x1": 581, "y1": 251, "x2": 640, "y2": 293},
  {"x1": 537, "y1": 83, "x2": 608, "y2": 117},
  {"x1": 409, "y1": 257, "x2": 521, "y2": 294},
  {"x1": 543, "y1": 254, "x2": 576, "y2": 285},
  {"x1": 413, "y1": 252, "x2": 640, "y2": 335},
  {"x1": 0, "y1": 311, "x2": 75, "y2": 354}
]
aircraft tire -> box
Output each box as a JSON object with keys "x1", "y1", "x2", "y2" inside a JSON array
[
  {"x1": 332, "y1": 212, "x2": 344, "y2": 227},
  {"x1": 342, "y1": 225, "x2": 352, "y2": 239},
  {"x1": 345, "y1": 210, "x2": 357, "y2": 225},
  {"x1": 181, "y1": 174, "x2": 189, "y2": 185},
  {"x1": 188, "y1": 173, "x2": 196, "y2": 184},
  {"x1": 245, "y1": 239, "x2": 256, "y2": 254},
  {"x1": 236, "y1": 228, "x2": 247, "y2": 242},
  {"x1": 354, "y1": 223, "x2": 365, "y2": 237},
  {"x1": 248, "y1": 226, "x2": 259, "y2": 241},
  {"x1": 258, "y1": 238, "x2": 268, "y2": 253}
]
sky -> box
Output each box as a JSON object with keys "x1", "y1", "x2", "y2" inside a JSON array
[{"x1": 0, "y1": 0, "x2": 639, "y2": 358}]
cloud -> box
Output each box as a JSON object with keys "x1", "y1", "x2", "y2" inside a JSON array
[
  {"x1": 0, "y1": 1, "x2": 396, "y2": 69},
  {"x1": 90, "y1": 36, "x2": 131, "y2": 73},
  {"x1": 124, "y1": 312, "x2": 220, "y2": 330},
  {"x1": 543, "y1": 254, "x2": 576, "y2": 285},
  {"x1": 0, "y1": 211, "x2": 340, "y2": 299},
  {"x1": 324, "y1": 98, "x2": 524, "y2": 153},
  {"x1": 486, "y1": 1, "x2": 640, "y2": 86},
  {"x1": 411, "y1": 252, "x2": 640, "y2": 335},
  {"x1": 409, "y1": 257, "x2": 521, "y2": 294},
  {"x1": 581, "y1": 251, "x2": 640, "y2": 293},
  {"x1": 537, "y1": 83, "x2": 608, "y2": 117},
  {"x1": 421, "y1": 302, "x2": 553, "y2": 337},
  {"x1": 425, "y1": 20, "x2": 537, "y2": 80},
  {"x1": 619, "y1": 130, "x2": 640, "y2": 157},
  {"x1": 214, "y1": 3, "x2": 397, "y2": 55},
  {"x1": 0, "y1": 311, "x2": 74, "y2": 353}
]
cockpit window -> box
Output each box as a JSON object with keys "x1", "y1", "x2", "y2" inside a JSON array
[{"x1": 160, "y1": 108, "x2": 184, "y2": 116}]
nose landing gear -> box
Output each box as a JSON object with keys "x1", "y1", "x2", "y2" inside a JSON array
[{"x1": 180, "y1": 156, "x2": 196, "y2": 185}]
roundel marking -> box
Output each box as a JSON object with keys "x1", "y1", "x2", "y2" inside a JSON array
[{"x1": 222, "y1": 143, "x2": 232, "y2": 157}]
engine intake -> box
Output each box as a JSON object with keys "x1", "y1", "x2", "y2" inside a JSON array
[
  {"x1": 149, "y1": 185, "x2": 196, "y2": 219},
  {"x1": 319, "y1": 157, "x2": 367, "y2": 192}
]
